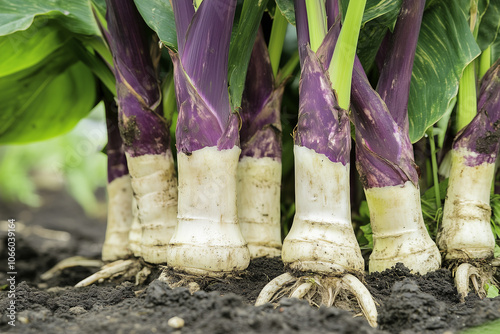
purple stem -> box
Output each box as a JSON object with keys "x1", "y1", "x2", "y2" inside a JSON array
[
  {"x1": 240, "y1": 27, "x2": 283, "y2": 160},
  {"x1": 104, "y1": 92, "x2": 129, "y2": 183},
  {"x1": 376, "y1": 0, "x2": 425, "y2": 132},
  {"x1": 454, "y1": 59, "x2": 500, "y2": 166},
  {"x1": 294, "y1": 0, "x2": 310, "y2": 67},
  {"x1": 171, "y1": 0, "x2": 195, "y2": 55},
  {"x1": 351, "y1": 62, "x2": 419, "y2": 188},
  {"x1": 106, "y1": 0, "x2": 170, "y2": 157},
  {"x1": 172, "y1": 0, "x2": 239, "y2": 153},
  {"x1": 294, "y1": 26, "x2": 351, "y2": 165}
]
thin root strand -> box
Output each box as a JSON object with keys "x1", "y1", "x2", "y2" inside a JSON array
[{"x1": 75, "y1": 259, "x2": 137, "y2": 287}]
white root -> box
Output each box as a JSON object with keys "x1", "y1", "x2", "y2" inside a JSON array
[
  {"x1": 102, "y1": 175, "x2": 134, "y2": 261},
  {"x1": 341, "y1": 274, "x2": 378, "y2": 328},
  {"x1": 282, "y1": 146, "x2": 364, "y2": 274},
  {"x1": 75, "y1": 259, "x2": 136, "y2": 287},
  {"x1": 237, "y1": 156, "x2": 282, "y2": 258},
  {"x1": 455, "y1": 263, "x2": 485, "y2": 302},
  {"x1": 365, "y1": 181, "x2": 441, "y2": 274},
  {"x1": 167, "y1": 146, "x2": 250, "y2": 276},
  {"x1": 41, "y1": 256, "x2": 103, "y2": 281},
  {"x1": 255, "y1": 273, "x2": 295, "y2": 306},
  {"x1": 126, "y1": 151, "x2": 178, "y2": 264},
  {"x1": 290, "y1": 282, "x2": 313, "y2": 299},
  {"x1": 438, "y1": 148, "x2": 495, "y2": 260},
  {"x1": 127, "y1": 197, "x2": 142, "y2": 257}
]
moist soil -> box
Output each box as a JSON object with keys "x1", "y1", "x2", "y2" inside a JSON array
[{"x1": 2, "y1": 189, "x2": 500, "y2": 333}]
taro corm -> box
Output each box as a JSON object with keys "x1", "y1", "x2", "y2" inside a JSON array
[
  {"x1": 256, "y1": 0, "x2": 378, "y2": 327},
  {"x1": 166, "y1": 0, "x2": 250, "y2": 276},
  {"x1": 105, "y1": 0, "x2": 178, "y2": 264},
  {"x1": 237, "y1": 27, "x2": 285, "y2": 259},
  {"x1": 350, "y1": 0, "x2": 441, "y2": 275},
  {"x1": 101, "y1": 92, "x2": 133, "y2": 261},
  {"x1": 437, "y1": 58, "x2": 500, "y2": 301}
]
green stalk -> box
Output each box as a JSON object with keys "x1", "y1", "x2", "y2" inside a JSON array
[
  {"x1": 162, "y1": 72, "x2": 176, "y2": 125},
  {"x1": 479, "y1": 46, "x2": 491, "y2": 80},
  {"x1": 71, "y1": 40, "x2": 115, "y2": 93},
  {"x1": 456, "y1": 60, "x2": 477, "y2": 132},
  {"x1": 427, "y1": 127, "x2": 441, "y2": 210},
  {"x1": 83, "y1": 37, "x2": 114, "y2": 69},
  {"x1": 328, "y1": 0, "x2": 366, "y2": 109},
  {"x1": 305, "y1": 0, "x2": 327, "y2": 52},
  {"x1": 194, "y1": 0, "x2": 203, "y2": 11},
  {"x1": 268, "y1": 8, "x2": 288, "y2": 78},
  {"x1": 456, "y1": 0, "x2": 480, "y2": 132},
  {"x1": 276, "y1": 50, "x2": 299, "y2": 85}
]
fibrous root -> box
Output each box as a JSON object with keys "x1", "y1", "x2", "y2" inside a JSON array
[
  {"x1": 255, "y1": 272, "x2": 378, "y2": 328},
  {"x1": 74, "y1": 258, "x2": 146, "y2": 287},
  {"x1": 41, "y1": 256, "x2": 103, "y2": 281}
]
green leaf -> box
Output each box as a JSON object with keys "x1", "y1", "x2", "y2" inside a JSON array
[
  {"x1": 0, "y1": 21, "x2": 70, "y2": 77},
  {"x1": 408, "y1": 0, "x2": 481, "y2": 142},
  {"x1": 133, "y1": 0, "x2": 177, "y2": 50},
  {"x1": 359, "y1": 200, "x2": 370, "y2": 218},
  {"x1": 359, "y1": 223, "x2": 373, "y2": 250},
  {"x1": 0, "y1": 49, "x2": 96, "y2": 144},
  {"x1": 486, "y1": 283, "x2": 500, "y2": 298},
  {"x1": 0, "y1": 0, "x2": 100, "y2": 36},
  {"x1": 228, "y1": 0, "x2": 268, "y2": 110},
  {"x1": 275, "y1": 0, "x2": 295, "y2": 25},
  {"x1": 341, "y1": 0, "x2": 402, "y2": 27},
  {"x1": 356, "y1": 19, "x2": 388, "y2": 73},
  {"x1": 462, "y1": 318, "x2": 500, "y2": 334},
  {"x1": 477, "y1": 0, "x2": 500, "y2": 52},
  {"x1": 495, "y1": 244, "x2": 500, "y2": 258}
]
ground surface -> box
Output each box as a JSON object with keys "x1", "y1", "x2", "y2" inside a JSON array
[{"x1": 1, "y1": 189, "x2": 500, "y2": 333}]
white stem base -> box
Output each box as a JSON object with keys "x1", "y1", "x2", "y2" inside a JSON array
[
  {"x1": 102, "y1": 175, "x2": 134, "y2": 261},
  {"x1": 282, "y1": 146, "x2": 364, "y2": 274},
  {"x1": 167, "y1": 146, "x2": 250, "y2": 276},
  {"x1": 127, "y1": 197, "x2": 142, "y2": 257},
  {"x1": 127, "y1": 151, "x2": 178, "y2": 264},
  {"x1": 437, "y1": 149, "x2": 495, "y2": 260},
  {"x1": 237, "y1": 156, "x2": 282, "y2": 258},
  {"x1": 366, "y1": 181, "x2": 441, "y2": 274}
]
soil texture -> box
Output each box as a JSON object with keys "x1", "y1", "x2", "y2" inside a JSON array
[{"x1": 2, "y1": 189, "x2": 500, "y2": 333}]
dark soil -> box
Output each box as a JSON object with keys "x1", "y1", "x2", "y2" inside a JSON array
[{"x1": 2, "y1": 189, "x2": 500, "y2": 333}]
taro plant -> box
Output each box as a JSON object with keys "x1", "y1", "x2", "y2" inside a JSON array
[
  {"x1": 350, "y1": 0, "x2": 441, "y2": 274},
  {"x1": 3, "y1": 0, "x2": 500, "y2": 324},
  {"x1": 104, "y1": 0, "x2": 178, "y2": 264},
  {"x1": 164, "y1": 0, "x2": 271, "y2": 276},
  {"x1": 256, "y1": 0, "x2": 378, "y2": 327}
]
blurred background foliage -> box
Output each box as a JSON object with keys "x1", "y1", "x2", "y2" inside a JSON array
[{"x1": 0, "y1": 104, "x2": 107, "y2": 217}]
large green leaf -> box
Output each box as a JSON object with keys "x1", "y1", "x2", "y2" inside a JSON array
[
  {"x1": 0, "y1": 21, "x2": 70, "y2": 77},
  {"x1": 0, "y1": 48, "x2": 96, "y2": 144},
  {"x1": 408, "y1": 0, "x2": 481, "y2": 142},
  {"x1": 492, "y1": 31, "x2": 500, "y2": 63},
  {"x1": 133, "y1": 0, "x2": 177, "y2": 49},
  {"x1": 477, "y1": 0, "x2": 500, "y2": 52},
  {"x1": 0, "y1": 0, "x2": 99, "y2": 36}
]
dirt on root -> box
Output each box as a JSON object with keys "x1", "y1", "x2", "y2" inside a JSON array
[{"x1": 2, "y1": 189, "x2": 500, "y2": 333}]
